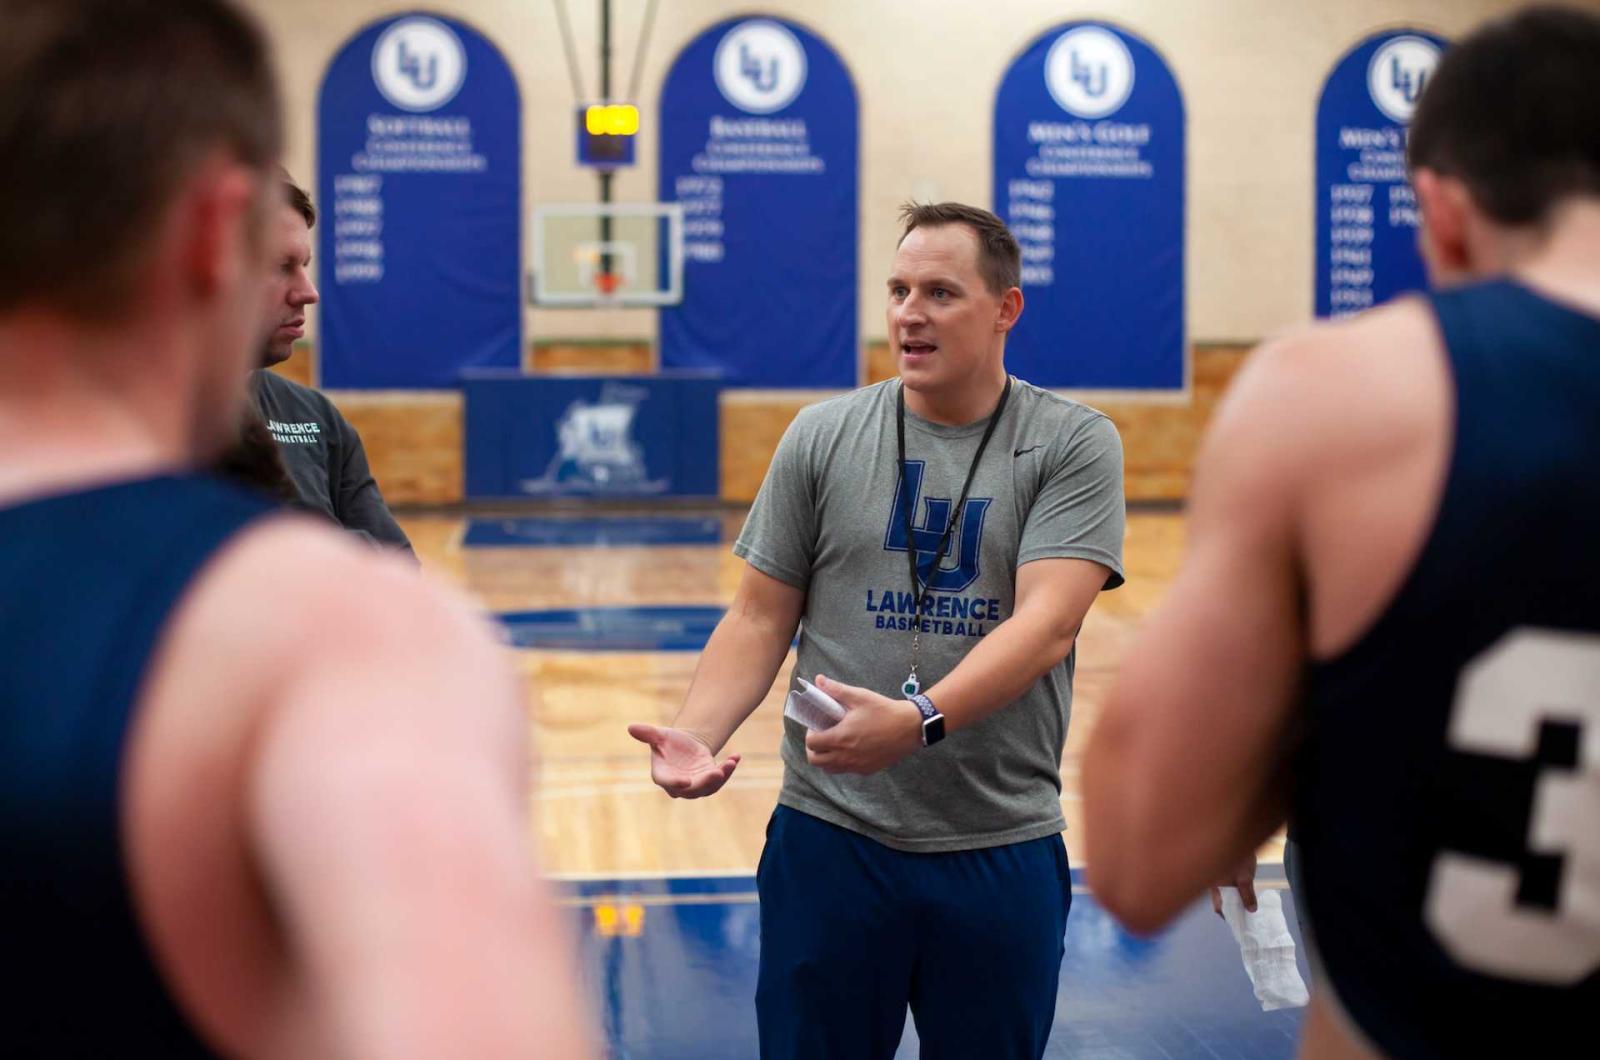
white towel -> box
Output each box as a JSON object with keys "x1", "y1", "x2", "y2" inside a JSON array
[{"x1": 1220, "y1": 887, "x2": 1310, "y2": 1011}]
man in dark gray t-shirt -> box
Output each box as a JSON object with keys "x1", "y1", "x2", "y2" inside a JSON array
[
  {"x1": 249, "y1": 369, "x2": 413, "y2": 556},
  {"x1": 630, "y1": 203, "x2": 1124, "y2": 1059},
  {"x1": 242, "y1": 173, "x2": 412, "y2": 557}
]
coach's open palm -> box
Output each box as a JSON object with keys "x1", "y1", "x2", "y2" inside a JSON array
[{"x1": 628, "y1": 723, "x2": 741, "y2": 798}]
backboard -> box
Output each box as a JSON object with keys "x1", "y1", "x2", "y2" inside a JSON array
[{"x1": 530, "y1": 201, "x2": 685, "y2": 307}]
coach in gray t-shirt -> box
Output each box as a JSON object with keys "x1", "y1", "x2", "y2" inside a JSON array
[
  {"x1": 630, "y1": 202, "x2": 1124, "y2": 1060},
  {"x1": 740, "y1": 374, "x2": 1121, "y2": 851}
]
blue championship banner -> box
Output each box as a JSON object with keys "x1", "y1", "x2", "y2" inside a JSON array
[
  {"x1": 993, "y1": 21, "x2": 1185, "y2": 390},
  {"x1": 658, "y1": 17, "x2": 858, "y2": 388},
  {"x1": 463, "y1": 372, "x2": 721, "y2": 500},
  {"x1": 317, "y1": 14, "x2": 521, "y2": 388},
  {"x1": 1316, "y1": 30, "x2": 1448, "y2": 319}
]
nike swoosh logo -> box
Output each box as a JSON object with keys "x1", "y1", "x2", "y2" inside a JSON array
[{"x1": 1014, "y1": 445, "x2": 1043, "y2": 458}]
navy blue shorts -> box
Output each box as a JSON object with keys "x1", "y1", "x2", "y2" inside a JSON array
[{"x1": 755, "y1": 805, "x2": 1071, "y2": 1060}]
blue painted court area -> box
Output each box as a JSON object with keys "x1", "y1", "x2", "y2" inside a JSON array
[
  {"x1": 499, "y1": 606, "x2": 726, "y2": 651},
  {"x1": 569, "y1": 868, "x2": 1308, "y2": 1060},
  {"x1": 464, "y1": 515, "x2": 724, "y2": 548}
]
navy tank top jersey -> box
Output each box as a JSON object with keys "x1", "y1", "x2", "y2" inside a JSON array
[
  {"x1": 0, "y1": 475, "x2": 275, "y2": 1055},
  {"x1": 1295, "y1": 280, "x2": 1600, "y2": 1057}
]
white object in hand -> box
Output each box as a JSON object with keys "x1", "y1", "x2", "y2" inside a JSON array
[
  {"x1": 1220, "y1": 887, "x2": 1310, "y2": 1011},
  {"x1": 783, "y1": 677, "x2": 847, "y2": 732}
]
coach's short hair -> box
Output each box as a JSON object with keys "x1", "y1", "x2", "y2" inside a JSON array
[
  {"x1": 0, "y1": 0, "x2": 281, "y2": 319},
  {"x1": 897, "y1": 202, "x2": 1022, "y2": 296},
  {"x1": 1408, "y1": 5, "x2": 1600, "y2": 225},
  {"x1": 282, "y1": 170, "x2": 316, "y2": 228}
]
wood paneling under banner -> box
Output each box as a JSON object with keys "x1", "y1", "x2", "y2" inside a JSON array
[{"x1": 276, "y1": 342, "x2": 1253, "y2": 506}]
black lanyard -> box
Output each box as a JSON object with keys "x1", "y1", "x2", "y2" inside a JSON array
[{"x1": 895, "y1": 376, "x2": 1012, "y2": 692}]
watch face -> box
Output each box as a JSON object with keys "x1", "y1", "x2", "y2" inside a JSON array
[{"x1": 922, "y1": 715, "x2": 946, "y2": 746}]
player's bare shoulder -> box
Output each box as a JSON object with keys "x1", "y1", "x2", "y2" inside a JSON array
[
  {"x1": 157, "y1": 513, "x2": 512, "y2": 720},
  {"x1": 1241, "y1": 295, "x2": 1436, "y2": 396},
  {"x1": 1214, "y1": 298, "x2": 1447, "y2": 466},
  {"x1": 1292, "y1": 294, "x2": 1441, "y2": 381},
  {"x1": 1185, "y1": 295, "x2": 1450, "y2": 542}
]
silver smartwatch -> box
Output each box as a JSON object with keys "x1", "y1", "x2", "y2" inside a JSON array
[{"x1": 907, "y1": 693, "x2": 945, "y2": 746}]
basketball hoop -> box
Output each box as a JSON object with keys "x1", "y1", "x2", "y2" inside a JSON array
[{"x1": 529, "y1": 202, "x2": 685, "y2": 307}]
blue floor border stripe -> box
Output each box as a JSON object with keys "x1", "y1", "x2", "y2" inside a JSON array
[
  {"x1": 570, "y1": 868, "x2": 1308, "y2": 1060},
  {"x1": 465, "y1": 516, "x2": 724, "y2": 549},
  {"x1": 499, "y1": 606, "x2": 726, "y2": 651}
]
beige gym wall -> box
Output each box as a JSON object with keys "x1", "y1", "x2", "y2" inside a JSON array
[
  {"x1": 239, "y1": 0, "x2": 1573, "y2": 503},
  {"x1": 244, "y1": 0, "x2": 1544, "y2": 346}
]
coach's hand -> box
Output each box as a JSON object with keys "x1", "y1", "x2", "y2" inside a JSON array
[
  {"x1": 628, "y1": 724, "x2": 741, "y2": 798},
  {"x1": 803, "y1": 675, "x2": 924, "y2": 775}
]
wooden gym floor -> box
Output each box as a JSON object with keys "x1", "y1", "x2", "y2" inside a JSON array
[
  {"x1": 398, "y1": 506, "x2": 1304, "y2": 1059},
  {"x1": 400, "y1": 506, "x2": 1290, "y2": 875}
]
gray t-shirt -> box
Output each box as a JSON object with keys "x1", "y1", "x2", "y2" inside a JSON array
[
  {"x1": 734, "y1": 377, "x2": 1125, "y2": 852},
  {"x1": 250, "y1": 370, "x2": 414, "y2": 558}
]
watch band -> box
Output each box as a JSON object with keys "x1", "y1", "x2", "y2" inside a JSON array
[{"x1": 907, "y1": 692, "x2": 945, "y2": 746}]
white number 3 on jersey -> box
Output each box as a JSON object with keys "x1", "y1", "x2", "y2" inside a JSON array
[{"x1": 1425, "y1": 628, "x2": 1600, "y2": 984}]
